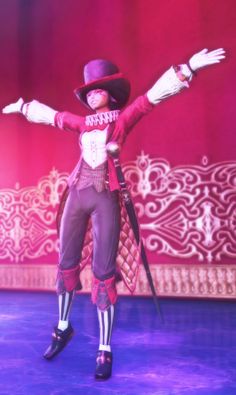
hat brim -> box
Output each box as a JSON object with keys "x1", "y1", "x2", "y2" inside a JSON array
[{"x1": 74, "y1": 73, "x2": 130, "y2": 109}]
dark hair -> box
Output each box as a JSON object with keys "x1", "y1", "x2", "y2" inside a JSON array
[{"x1": 109, "y1": 94, "x2": 119, "y2": 110}]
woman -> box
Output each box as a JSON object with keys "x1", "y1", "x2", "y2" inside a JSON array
[{"x1": 2, "y1": 48, "x2": 225, "y2": 380}]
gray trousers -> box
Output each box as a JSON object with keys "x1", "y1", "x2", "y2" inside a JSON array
[{"x1": 59, "y1": 185, "x2": 120, "y2": 280}]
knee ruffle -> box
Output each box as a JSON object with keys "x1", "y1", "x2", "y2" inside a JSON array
[
  {"x1": 91, "y1": 275, "x2": 117, "y2": 311},
  {"x1": 56, "y1": 264, "x2": 82, "y2": 294}
]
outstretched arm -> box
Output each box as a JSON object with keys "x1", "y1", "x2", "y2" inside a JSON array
[
  {"x1": 2, "y1": 98, "x2": 57, "y2": 126},
  {"x1": 147, "y1": 48, "x2": 225, "y2": 105},
  {"x1": 2, "y1": 98, "x2": 84, "y2": 132}
]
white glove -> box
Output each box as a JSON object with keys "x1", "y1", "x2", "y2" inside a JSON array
[
  {"x1": 189, "y1": 48, "x2": 225, "y2": 72},
  {"x1": 2, "y1": 97, "x2": 24, "y2": 114}
]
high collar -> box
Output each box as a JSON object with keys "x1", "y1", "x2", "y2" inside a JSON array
[{"x1": 85, "y1": 110, "x2": 120, "y2": 127}]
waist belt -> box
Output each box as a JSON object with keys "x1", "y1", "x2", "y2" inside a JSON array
[{"x1": 76, "y1": 159, "x2": 108, "y2": 192}]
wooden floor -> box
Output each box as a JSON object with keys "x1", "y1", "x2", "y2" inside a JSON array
[{"x1": 1, "y1": 291, "x2": 236, "y2": 395}]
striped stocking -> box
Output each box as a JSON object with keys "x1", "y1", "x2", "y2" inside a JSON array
[
  {"x1": 97, "y1": 304, "x2": 115, "y2": 352},
  {"x1": 57, "y1": 291, "x2": 74, "y2": 331}
]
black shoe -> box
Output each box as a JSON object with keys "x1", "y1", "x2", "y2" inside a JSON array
[
  {"x1": 43, "y1": 323, "x2": 74, "y2": 360},
  {"x1": 95, "y1": 350, "x2": 113, "y2": 380}
]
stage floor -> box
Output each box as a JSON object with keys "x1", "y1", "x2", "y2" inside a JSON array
[{"x1": 0, "y1": 291, "x2": 236, "y2": 395}]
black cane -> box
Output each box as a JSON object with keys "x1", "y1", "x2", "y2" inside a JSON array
[{"x1": 106, "y1": 142, "x2": 163, "y2": 323}]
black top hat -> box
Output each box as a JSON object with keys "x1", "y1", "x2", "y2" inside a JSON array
[{"x1": 74, "y1": 59, "x2": 130, "y2": 109}]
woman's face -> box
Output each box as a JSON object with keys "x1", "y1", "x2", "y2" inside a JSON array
[{"x1": 86, "y1": 89, "x2": 110, "y2": 112}]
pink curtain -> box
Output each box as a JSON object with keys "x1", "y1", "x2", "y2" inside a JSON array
[{"x1": 0, "y1": 0, "x2": 236, "y2": 265}]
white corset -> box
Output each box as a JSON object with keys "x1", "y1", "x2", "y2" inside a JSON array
[{"x1": 81, "y1": 126, "x2": 108, "y2": 169}]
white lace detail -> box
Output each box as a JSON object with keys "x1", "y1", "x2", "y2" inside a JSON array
[
  {"x1": 22, "y1": 100, "x2": 57, "y2": 125},
  {"x1": 85, "y1": 110, "x2": 120, "y2": 127},
  {"x1": 147, "y1": 66, "x2": 189, "y2": 105}
]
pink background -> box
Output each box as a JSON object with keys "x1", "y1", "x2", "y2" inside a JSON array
[{"x1": 0, "y1": 0, "x2": 236, "y2": 265}]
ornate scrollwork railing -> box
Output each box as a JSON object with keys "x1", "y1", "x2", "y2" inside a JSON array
[
  {"x1": 123, "y1": 153, "x2": 236, "y2": 263},
  {"x1": 0, "y1": 155, "x2": 236, "y2": 264}
]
